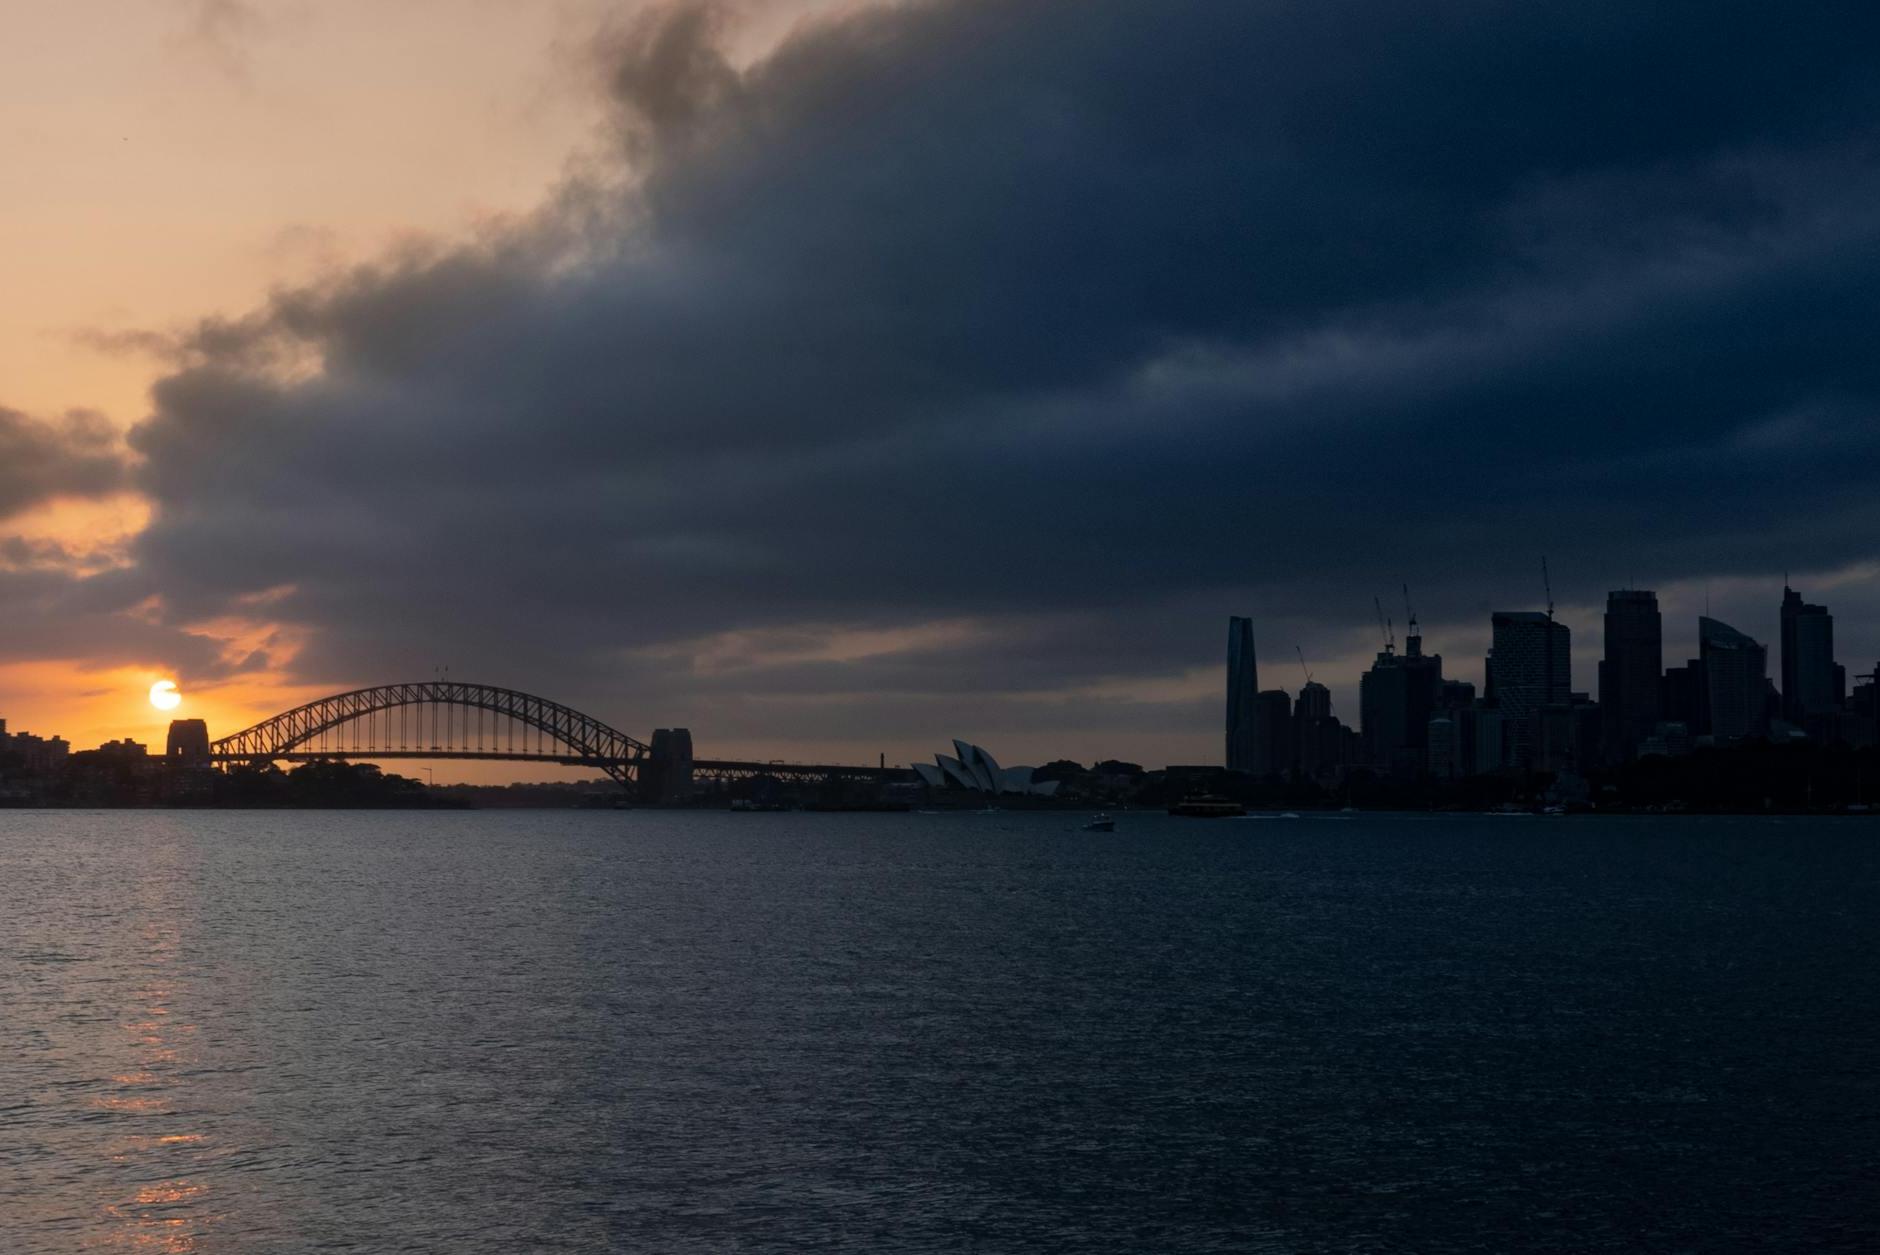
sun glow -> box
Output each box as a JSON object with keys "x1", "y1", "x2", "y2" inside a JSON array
[{"x1": 148, "y1": 680, "x2": 181, "y2": 712}]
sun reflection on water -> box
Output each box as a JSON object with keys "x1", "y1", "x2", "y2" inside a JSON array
[{"x1": 90, "y1": 918, "x2": 221, "y2": 1252}]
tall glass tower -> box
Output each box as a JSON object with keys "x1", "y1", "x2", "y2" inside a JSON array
[
  {"x1": 1599, "y1": 589, "x2": 1662, "y2": 763},
  {"x1": 1226, "y1": 617, "x2": 1258, "y2": 771},
  {"x1": 1486, "y1": 611, "x2": 1570, "y2": 770},
  {"x1": 1780, "y1": 584, "x2": 1837, "y2": 723}
]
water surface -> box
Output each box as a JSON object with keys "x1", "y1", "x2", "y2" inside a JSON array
[{"x1": 2, "y1": 810, "x2": 1875, "y2": 1251}]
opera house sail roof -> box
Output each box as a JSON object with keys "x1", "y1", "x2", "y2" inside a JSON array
[{"x1": 910, "y1": 740, "x2": 1060, "y2": 796}]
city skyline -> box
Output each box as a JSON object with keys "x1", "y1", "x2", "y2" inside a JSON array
[
  {"x1": 6, "y1": 2, "x2": 1880, "y2": 779},
  {"x1": 4, "y1": 566, "x2": 1878, "y2": 782},
  {"x1": 1227, "y1": 573, "x2": 1880, "y2": 789}
]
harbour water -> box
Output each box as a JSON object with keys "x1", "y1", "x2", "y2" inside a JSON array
[{"x1": 2, "y1": 809, "x2": 1875, "y2": 1251}]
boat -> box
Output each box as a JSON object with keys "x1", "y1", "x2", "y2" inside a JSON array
[
  {"x1": 1082, "y1": 813, "x2": 1115, "y2": 832},
  {"x1": 1168, "y1": 795, "x2": 1246, "y2": 818}
]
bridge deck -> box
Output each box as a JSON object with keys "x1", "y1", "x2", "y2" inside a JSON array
[{"x1": 208, "y1": 750, "x2": 906, "y2": 781}]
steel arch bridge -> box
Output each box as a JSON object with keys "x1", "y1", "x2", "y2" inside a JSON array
[{"x1": 208, "y1": 682, "x2": 652, "y2": 788}]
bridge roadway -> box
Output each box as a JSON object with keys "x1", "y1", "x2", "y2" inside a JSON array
[{"x1": 210, "y1": 749, "x2": 905, "y2": 785}]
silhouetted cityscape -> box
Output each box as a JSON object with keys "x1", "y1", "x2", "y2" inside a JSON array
[
  {"x1": 6, "y1": 578, "x2": 1879, "y2": 813},
  {"x1": 1223, "y1": 581, "x2": 1880, "y2": 809}
]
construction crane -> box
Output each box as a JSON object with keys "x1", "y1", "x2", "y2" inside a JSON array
[
  {"x1": 1541, "y1": 556, "x2": 1555, "y2": 621},
  {"x1": 1374, "y1": 595, "x2": 1395, "y2": 655},
  {"x1": 1402, "y1": 583, "x2": 1419, "y2": 639},
  {"x1": 1296, "y1": 645, "x2": 1314, "y2": 685}
]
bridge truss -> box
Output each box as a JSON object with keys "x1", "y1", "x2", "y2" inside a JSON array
[{"x1": 209, "y1": 682, "x2": 652, "y2": 788}]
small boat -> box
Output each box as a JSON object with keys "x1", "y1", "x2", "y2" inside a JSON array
[
  {"x1": 1168, "y1": 795, "x2": 1246, "y2": 818},
  {"x1": 1082, "y1": 813, "x2": 1115, "y2": 832}
]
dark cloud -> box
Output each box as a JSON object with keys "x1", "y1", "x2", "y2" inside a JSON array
[
  {"x1": 0, "y1": 566, "x2": 240, "y2": 678},
  {"x1": 117, "y1": 0, "x2": 1880, "y2": 753},
  {"x1": 0, "y1": 408, "x2": 126, "y2": 520}
]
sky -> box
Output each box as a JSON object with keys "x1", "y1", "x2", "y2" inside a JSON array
[{"x1": 5, "y1": 0, "x2": 1880, "y2": 778}]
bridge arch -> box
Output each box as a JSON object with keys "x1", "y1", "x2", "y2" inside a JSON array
[{"x1": 209, "y1": 682, "x2": 650, "y2": 788}]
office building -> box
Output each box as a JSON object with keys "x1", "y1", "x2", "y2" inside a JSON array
[
  {"x1": 1662, "y1": 660, "x2": 1708, "y2": 735},
  {"x1": 1470, "y1": 705, "x2": 1505, "y2": 774},
  {"x1": 1360, "y1": 629, "x2": 1444, "y2": 774},
  {"x1": 1599, "y1": 590, "x2": 1661, "y2": 762},
  {"x1": 1700, "y1": 616, "x2": 1768, "y2": 740},
  {"x1": 1252, "y1": 690, "x2": 1294, "y2": 776},
  {"x1": 1427, "y1": 714, "x2": 1461, "y2": 777},
  {"x1": 1294, "y1": 681, "x2": 1351, "y2": 782},
  {"x1": 1538, "y1": 694, "x2": 1600, "y2": 774},
  {"x1": 1294, "y1": 680, "x2": 1331, "y2": 724},
  {"x1": 1780, "y1": 584, "x2": 1838, "y2": 722},
  {"x1": 1485, "y1": 611, "x2": 1570, "y2": 770},
  {"x1": 1226, "y1": 617, "x2": 1258, "y2": 771}
]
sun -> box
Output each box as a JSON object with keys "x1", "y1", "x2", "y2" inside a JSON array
[{"x1": 149, "y1": 680, "x2": 182, "y2": 712}]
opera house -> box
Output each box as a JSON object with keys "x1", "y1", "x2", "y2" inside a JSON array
[{"x1": 910, "y1": 740, "x2": 1060, "y2": 797}]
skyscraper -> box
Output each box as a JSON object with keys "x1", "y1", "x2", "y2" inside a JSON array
[
  {"x1": 1599, "y1": 589, "x2": 1662, "y2": 763},
  {"x1": 1779, "y1": 584, "x2": 1837, "y2": 722},
  {"x1": 1226, "y1": 616, "x2": 1258, "y2": 771},
  {"x1": 1293, "y1": 680, "x2": 1353, "y2": 782},
  {"x1": 1359, "y1": 628, "x2": 1443, "y2": 774},
  {"x1": 1294, "y1": 680, "x2": 1331, "y2": 723},
  {"x1": 1485, "y1": 611, "x2": 1570, "y2": 770},
  {"x1": 1700, "y1": 616, "x2": 1768, "y2": 740}
]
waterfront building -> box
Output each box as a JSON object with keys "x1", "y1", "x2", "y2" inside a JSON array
[
  {"x1": 1599, "y1": 590, "x2": 1662, "y2": 763},
  {"x1": 1470, "y1": 705, "x2": 1505, "y2": 775},
  {"x1": 1852, "y1": 665, "x2": 1880, "y2": 726},
  {"x1": 8, "y1": 730, "x2": 71, "y2": 773},
  {"x1": 1427, "y1": 714, "x2": 1460, "y2": 777},
  {"x1": 1780, "y1": 584, "x2": 1839, "y2": 722},
  {"x1": 1425, "y1": 683, "x2": 1482, "y2": 777},
  {"x1": 1485, "y1": 611, "x2": 1570, "y2": 770},
  {"x1": 1699, "y1": 617, "x2": 1768, "y2": 740},
  {"x1": 1638, "y1": 721, "x2": 1694, "y2": 759},
  {"x1": 1360, "y1": 630, "x2": 1444, "y2": 774},
  {"x1": 1225, "y1": 617, "x2": 1258, "y2": 771},
  {"x1": 1538, "y1": 694, "x2": 1601, "y2": 774}
]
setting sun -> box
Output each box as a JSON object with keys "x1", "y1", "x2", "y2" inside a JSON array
[{"x1": 148, "y1": 681, "x2": 181, "y2": 712}]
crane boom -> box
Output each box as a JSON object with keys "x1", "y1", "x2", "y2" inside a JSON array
[
  {"x1": 1373, "y1": 596, "x2": 1395, "y2": 654},
  {"x1": 1296, "y1": 645, "x2": 1313, "y2": 685},
  {"x1": 1542, "y1": 556, "x2": 1555, "y2": 621}
]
